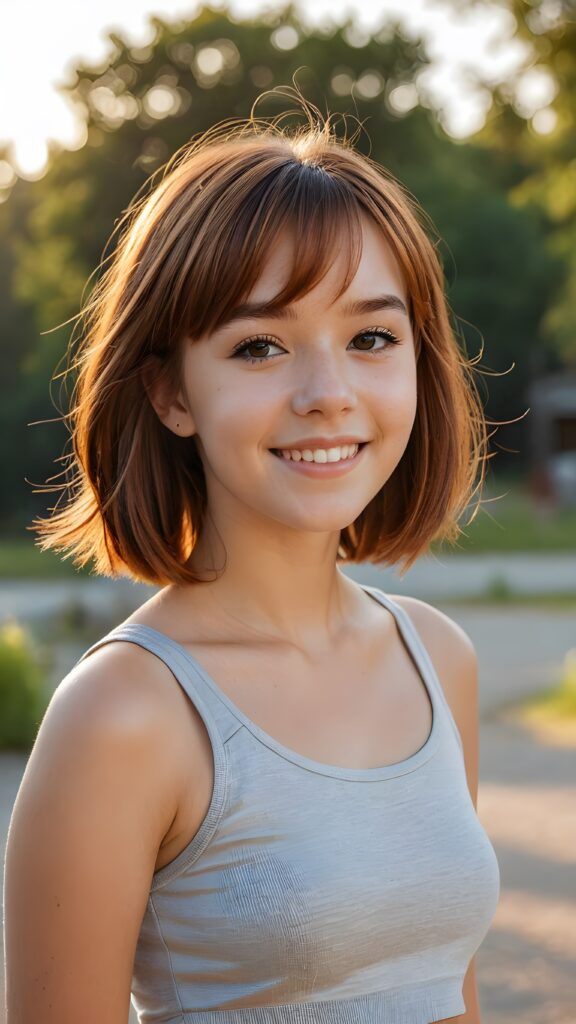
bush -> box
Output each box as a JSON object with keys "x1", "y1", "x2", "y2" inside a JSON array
[
  {"x1": 484, "y1": 574, "x2": 513, "y2": 601},
  {"x1": 0, "y1": 619, "x2": 50, "y2": 751},
  {"x1": 520, "y1": 648, "x2": 576, "y2": 725}
]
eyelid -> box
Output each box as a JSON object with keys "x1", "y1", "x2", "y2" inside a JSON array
[
  {"x1": 228, "y1": 335, "x2": 283, "y2": 362},
  {"x1": 232, "y1": 333, "x2": 282, "y2": 351},
  {"x1": 229, "y1": 327, "x2": 402, "y2": 368},
  {"x1": 231, "y1": 325, "x2": 400, "y2": 352}
]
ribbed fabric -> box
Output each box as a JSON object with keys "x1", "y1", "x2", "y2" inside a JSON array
[{"x1": 76, "y1": 585, "x2": 500, "y2": 1023}]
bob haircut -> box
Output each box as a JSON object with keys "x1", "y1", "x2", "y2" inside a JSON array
[{"x1": 31, "y1": 88, "x2": 489, "y2": 586}]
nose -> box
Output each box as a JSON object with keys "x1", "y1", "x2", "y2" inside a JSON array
[{"x1": 290, "y1": 347, "x2": 358, "y2": 418}]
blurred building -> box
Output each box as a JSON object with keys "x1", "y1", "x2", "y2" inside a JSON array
[{"x1": 528, "y1": 372, "x2": 576, "y2": 507}]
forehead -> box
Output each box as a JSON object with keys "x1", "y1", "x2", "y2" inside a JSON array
[{"x1": 247, "y1": 213, "x2": 407, "y2": 308}]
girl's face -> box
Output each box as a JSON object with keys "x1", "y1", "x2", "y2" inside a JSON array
[{"x1": 155, "y1": 213, "x2": 418, "y2": 542}]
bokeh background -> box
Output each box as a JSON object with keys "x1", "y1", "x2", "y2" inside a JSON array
[{"x1": 1, "y1": 2, "x2": 575, "y2": 1022}]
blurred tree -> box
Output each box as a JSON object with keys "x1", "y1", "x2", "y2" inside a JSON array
[
  {"x1": 0, "y1": 169, "x2": 61, "y2": 536},
  {"x1": 455, "y1": 0, "x2": 576, "y2": 364},
  {"x1": 0, "y1": 1, "x2": 566, "y2": 534}
]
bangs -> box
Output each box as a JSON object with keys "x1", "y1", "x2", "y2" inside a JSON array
[
  {"x1": 183, "y1": 160, "x2": 365, "y2": 341},
  {"x1": 30, "y1": 116, "x2": 488, "y2": 586}
]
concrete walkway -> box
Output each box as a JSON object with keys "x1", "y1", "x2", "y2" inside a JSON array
[
  {"x1": 1, "y1": 590, "x2": 575, "y2": 1021},
  {"x1": 472, "y1": 714, "x2": 576, "y2": 1023},
  {"x1": 1, "y1": 552, "x2": 576, "y2": 629}
]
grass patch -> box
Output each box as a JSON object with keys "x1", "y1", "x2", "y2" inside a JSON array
[
  {"x1": 496, "y1": 650, "x2": 576, "y2": 747},
  {"x1": 0, "y1": 539, "x2": 92, "y2": 579},
  {"x1": 526, "y1": 650, "x2": 576, "y2": 718},
  {"x1": 439, "y1": 590, "x2": 576, "y2": 609},
  {"x1": 433, "y1": 481, "x2": 576, "y2": 554},
  {"x1": 524, "y1": 685, "x2": 576, "y2": 720}
]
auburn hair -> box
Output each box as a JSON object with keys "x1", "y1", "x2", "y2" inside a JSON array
[{"x1": 30, "y1": 87, "x2": 489, "y2": 585}]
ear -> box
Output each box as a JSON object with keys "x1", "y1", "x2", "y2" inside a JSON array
[{"x1": 140, "y1": 354, "x2": 196, "y2": 437}]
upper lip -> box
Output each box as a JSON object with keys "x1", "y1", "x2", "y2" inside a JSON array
[{"x1": 271, "y1": 436, "x2": 369, "y2": 451}]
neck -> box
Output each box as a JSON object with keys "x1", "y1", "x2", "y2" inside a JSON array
[{"x1": 173, "y1": 518, "x2": 360, "y2": 654}]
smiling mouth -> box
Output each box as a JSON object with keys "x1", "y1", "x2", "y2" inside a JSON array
[{"x1": 268, "y1": 440, "x2": 364, "y2": 464}]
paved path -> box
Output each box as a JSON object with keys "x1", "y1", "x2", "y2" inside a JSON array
[
  {"x1": 1, "y1": 585, "x2": 575, "y2": 1021},
  {"x1": 1, "y1": 552, "x2": 576, "y2": 629},
  {"x1": 357, "y1": 552, "x2": 576, "y2": 598},
  {"x1": 473, "y1": 713, "x2": 576, "y2": 1024}
]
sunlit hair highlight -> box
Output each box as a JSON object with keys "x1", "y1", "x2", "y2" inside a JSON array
[{"x1": 30, "y1": 85, "x2": 490, "y2": 585}]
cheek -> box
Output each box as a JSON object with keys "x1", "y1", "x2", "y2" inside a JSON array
[
  {"x1": 191, "y1": 383, "x2": 276, "y2": 461},
  {"x1": 372, "y1": 362, "x2": 418, "y2": 429}
]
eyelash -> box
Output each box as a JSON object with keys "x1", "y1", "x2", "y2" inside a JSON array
[{"x1": 231, "y1": 327, "x2": 401, "y2": 365}]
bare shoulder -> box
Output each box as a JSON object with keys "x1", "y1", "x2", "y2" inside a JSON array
[
  {"x1": 387, "y1": 593, "x2": 477, "y2": 680},
  {"x1": 59, "y1": 633, "x2": 206, "y2": 793},
  {"x1": 55, "y1": 634, "x2": 183, "y2": 734},
  {"x1": 42, "y1": 638, "x2": 190, "y2": 832}
]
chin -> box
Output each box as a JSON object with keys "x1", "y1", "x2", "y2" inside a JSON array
[{"x1": 270, "y1": 511, "x2": 367, "y2": 534}]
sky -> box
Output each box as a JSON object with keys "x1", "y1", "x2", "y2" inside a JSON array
[{"x1": 0, "y1": 0, "x2": 560, "y2": 181}]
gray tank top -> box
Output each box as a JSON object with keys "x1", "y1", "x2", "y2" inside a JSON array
[{"x1": 76, "y1": 584, "x2": 500, "y2": 1023}]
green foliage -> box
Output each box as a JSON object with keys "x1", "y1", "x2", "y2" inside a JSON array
[
  {"x1": 470, "y1": 0, "x2": 576, "y2": 363},
  {"x1": 412, "y1": 169, "x2": 563, "y2": 436},
  {"x1": 0, "y1": 0, "x2": 575, "y2": 537},
  {"x1": 0, "y1": 539, "x2": 91, "y2": 578},
  {"x1": 436, "y1": 480, "x2": 576, "y2": 553},
  {"x1": 0, "y1": 620, "x2": 50, "y2": 751}
]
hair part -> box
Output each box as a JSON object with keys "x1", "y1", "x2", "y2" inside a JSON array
[{"x1": 29, "y1": 87, "x2": 490, "y2": 585}]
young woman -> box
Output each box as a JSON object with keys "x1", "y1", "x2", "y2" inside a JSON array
[{"x1": 4, "y1": 90, "x2": 500, "y2": 1024}]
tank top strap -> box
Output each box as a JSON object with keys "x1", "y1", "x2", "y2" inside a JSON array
[
  {"x1": 74, "y1": 623, "x2": 243, "y2": 747},
  {"x1": 358, "y1": 584, "x2": 465, "y2": 754}
]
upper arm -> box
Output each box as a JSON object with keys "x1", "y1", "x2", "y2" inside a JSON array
[{"x1": 3, "y1": 643, "x2": 182, "y2": 1024}]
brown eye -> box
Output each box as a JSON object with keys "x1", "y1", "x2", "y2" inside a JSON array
[
  {"x1": 231, "y1": 336, "x2": 285, "y2": 364},
  {"x1": 352, "y1": 328, "x2": 400, "y2": 352}
]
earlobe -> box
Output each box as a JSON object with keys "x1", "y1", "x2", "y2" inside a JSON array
[
  {"x1": 140, "y1": 355, "x2": 196, "y2": 436},
  {"x1": 155, "y1": 400, "x2": 197, "y2": 438},
  {"x1": 166, "y1": 415, "x2": 196, "y2": 437}
]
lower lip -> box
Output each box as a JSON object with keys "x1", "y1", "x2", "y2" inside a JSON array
[{"x1": 269, "y1": 443, "x2": 368, "y2": 477}]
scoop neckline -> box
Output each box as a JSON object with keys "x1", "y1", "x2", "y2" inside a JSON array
[{"x1": 115, "y1": 585, "x2": 442, "y2": 781}]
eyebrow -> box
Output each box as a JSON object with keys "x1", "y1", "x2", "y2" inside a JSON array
[{"x1": 220, "y1": 293, "x2": 409, "y2": 326}]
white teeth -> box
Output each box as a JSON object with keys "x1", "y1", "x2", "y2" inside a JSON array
[{"x1": 278, "y1": 444, "x2": 360, "y2": 463}]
